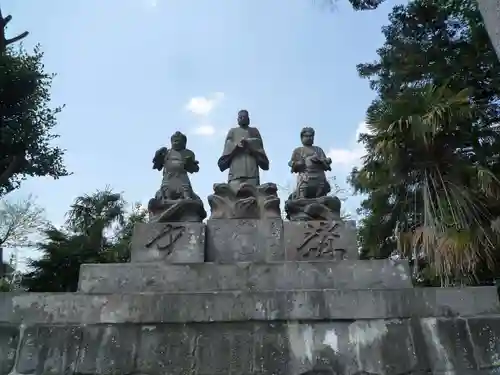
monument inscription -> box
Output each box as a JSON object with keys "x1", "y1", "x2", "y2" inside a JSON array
[
  {"x1": 285, "y1": 220, "x2": 357, "y2": 260},
  {"x1": 131, "y1": 222, "x2": 205, "y2": 263},
  {"x1": 144, "y1": 223, "x2": 186, "y2": 254},
  {"x1": 297, "y1": 221, "x2": 345, "y2": 259}
]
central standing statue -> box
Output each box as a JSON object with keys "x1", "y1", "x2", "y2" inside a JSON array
[
  {"x1": 208, "y1": 109, "x2": 280, "y2": 219},
  {"x1": 217, "y1": 109, "x2": 269, "y2": 190}
]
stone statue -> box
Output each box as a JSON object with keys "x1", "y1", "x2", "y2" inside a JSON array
[
  {"x1": 285, "y1": 127, "x2": 341, "y2": 221},
  {"x1": 289, "y1": 127, "x2": 332, "y2": 198},
  {"x1": 147, "y1": 131, "x2": 207, "y2": 222},
  {"x1": 217, "y1": 109, "x2": 269, "y2": 190},
  {"x1": 208, "y1": 109, "x2": 280, "y2": 219}
]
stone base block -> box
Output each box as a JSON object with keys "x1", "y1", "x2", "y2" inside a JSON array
[
  {"x1": 284, "y1": 220, "x2": 357, "y2": 260},
  {"x1": 3, "y1": 317, "x2": 500, "y2": 375},
  {"x1": 2, "y1": 287, "x2": 499, "y2": 324},
  {"x1": 78, "y1": 259, "x2": 413, "y2": 293},
  {"x1": 130, "y1": 222, "x2": 205, "y2": 263},
  {"x1": 206, "y1": 218, "x2": 284, "y2": 262}
]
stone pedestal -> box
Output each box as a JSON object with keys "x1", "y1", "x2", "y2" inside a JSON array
[
  {"x1": 2, "y1": 217, "x2": 500, "y2": 374},
  {"x1": 130, "y1": 222, "x2": 205, "y2": 263},
  {"x1": 206, "y1": 218, "x2": 284, "y2": 262},
  {"x1": 284, "y1": 220, "x2": 357, "y2": 260},
  {"x1": 78, "y1": 259, "x2": 413, "y2": 293}
]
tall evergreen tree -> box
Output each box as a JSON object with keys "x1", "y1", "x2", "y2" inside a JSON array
[
  {"x1": 0, "y1": 7, "x2": 68, "y2": 197},
  {"x1": 351, "y1": 0, "x2": 500, "y2": 284}
]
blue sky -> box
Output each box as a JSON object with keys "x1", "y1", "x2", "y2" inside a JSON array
[{"x1": 3, "y1": 0, "x2": 403, "y2": 265}]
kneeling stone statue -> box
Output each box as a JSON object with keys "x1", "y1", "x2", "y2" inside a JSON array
[
  {"x1": 285, "y1": 127, "x2": 341, "y2": 221},
  {"x1": 148, "y1": 131, "x2": 207, "y2": 222}
]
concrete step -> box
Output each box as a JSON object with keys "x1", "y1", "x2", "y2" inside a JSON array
[
  {"x1": 78, "y1": 259, "x2": 413, "y2": 293},
  {"x1": 2, "y1": 287, "x2": 498, "y2": 324}
]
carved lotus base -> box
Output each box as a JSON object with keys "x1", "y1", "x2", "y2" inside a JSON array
[
  {"x1": 284, "y1": 195, "x2": 341, "y2": 221},
  {"x1": 148, "y1": 198, "x2": 207, "y2": 223},
  {"x1": 208, "y1": 182, "x2": 281, "y2": 219}
]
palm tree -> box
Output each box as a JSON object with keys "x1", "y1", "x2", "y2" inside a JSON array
[
  {"x1": 353, "y1": 83, "x2": 500, "y2": 285},
  {"x1": 65, "y1": 188, "x2": 125, "y2": 250},
  {"x1": 24, "y1": 188, "x2": 130, "y2": 292}
]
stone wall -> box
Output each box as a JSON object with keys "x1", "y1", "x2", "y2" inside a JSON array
[
  {"x1": 1, "y1": 285, "x2": 500, "y2": 374},
  {"x1": 1, "y1": 219, "x2": 500, "y2": 374},
  {"x1": 1, "y1": 316, "x2": 500, "y2": 374}
]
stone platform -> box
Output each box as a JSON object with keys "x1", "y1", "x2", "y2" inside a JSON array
[
  {"x1": 1, "y1": 219, "x2": 500, "y2": 374},
  {"x1": 78, "y1": 259, "x2": 413, "y2": 293}
]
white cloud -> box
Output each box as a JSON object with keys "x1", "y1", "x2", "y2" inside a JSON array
[
  {"x1": 185, "y1": 92, "x2": 225, "y2": 137},
  {"x1": 185, "y1": 92, "x2": 224, "y2": 117},
  {"x1": 327, "y1": 122, "x2": 370, "y2": 168},
  {"x1": 192, "y1": 124, "x2": 216, "y2": 136},
  {"x1": 327, "y1": 148, "x2": 365, "y2": 166}
]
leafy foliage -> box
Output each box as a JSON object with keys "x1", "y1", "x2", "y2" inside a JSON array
[
  {"x1": 318, "y1": 0, "x2": 386, "y2": 11},
  {"x1": 23, "y1": 189, "x2": 147, "y2": 292},
  {"x1": 0, "y1": 9, "x2": 68, "y2": 197},
  {"x1": 351, "y1": 0, "x2": 500, "y2": 284}
]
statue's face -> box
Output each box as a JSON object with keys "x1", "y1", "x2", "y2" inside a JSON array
[
  {"x1": 301, "y1": 131, "x2": 314, "y2": 146},
  {"x1": 171, "y1": 135, "x2": 186, "y2": 150},
  {"x1": 237, "y1": 111, "x2": 250, "y2": 127}
]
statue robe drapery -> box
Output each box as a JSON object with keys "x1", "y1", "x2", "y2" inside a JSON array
[{"x1": 217, "y1": 126, "x2": 269, "y2": 185}]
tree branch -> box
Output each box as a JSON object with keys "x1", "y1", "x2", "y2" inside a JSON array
[
  {"x1": 0, "y1": 6, "x2": 28, "y2": 53},
  {"x1": 5, "y1": 31, "x2": 29, "y2": 47}
]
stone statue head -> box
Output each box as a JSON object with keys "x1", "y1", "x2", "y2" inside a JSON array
[
  {"x1": 300, "y1": 127, "x2": 315, "y2": 146},
  {"x1": 171, "y1": 131, "x2": 187, "y2": 151},
  {"x1": 237, "y1": 109, "x2": 250, "y2": 127}
]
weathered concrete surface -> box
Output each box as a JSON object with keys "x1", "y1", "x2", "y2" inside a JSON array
[
  {"x1": 130, "y1": 222, "x2": 205, "y2": 263},
  {"x1": 284, "y1": 220, "x2": 358, "y2": 260},
  {"x1": 0, "y1": 287, "x2": 498, "y2": 324},
  {"x1": 78, "y1": 259, "x2": 412, "y2": 293},
  {"x1": 6, "y1": 212, "x2": 500, "y2": 374},
  {"x1": 2, "y1": 317, "x2": 500, "y2": 374},
  {"x1": 206, "y1": 218, "x2": 284, "y2": 262},
  {"x1": 478, "y1": 0, "x2": 500, "y2": 60}
]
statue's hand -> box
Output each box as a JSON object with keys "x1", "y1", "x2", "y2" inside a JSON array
[
  {"x1": 310, "y1": 155, "x2": 321, "y2": 164},
  {"x1": 325, "y1": 157, "x2": 332, "y2": 164},
  {"x1": 237, "y1": 139, "x2": 247, "y2": 148},
  {"x1": 293, "y1": 160, "x2": 306, "y2": 172}
]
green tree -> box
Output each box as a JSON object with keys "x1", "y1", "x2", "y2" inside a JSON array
[
  {"x1": 23, "y1": 189, "x2": 147, "y2": 292},
  {"x1": 0, "y1": 8, "x2": 68, "y2": 197},
  {"x1": 353, "y1": 83, "x2": 500, "y2": 285},
  {"x1": 318, "y1": 0, "x2": 385, "y2": 10},
  {"x1": 350, "y1": 0, "x2": 500, "y2": 284}
]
